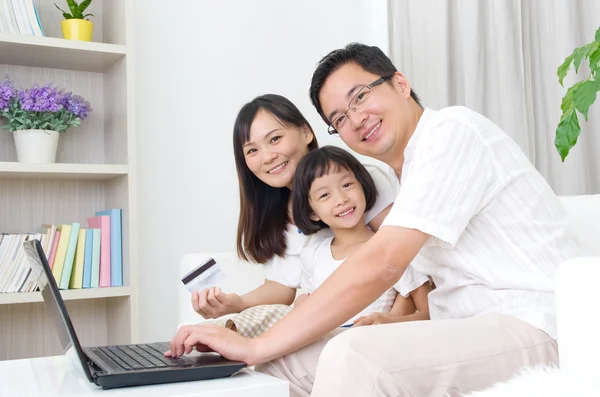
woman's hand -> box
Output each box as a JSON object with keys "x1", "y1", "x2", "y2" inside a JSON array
[
  {"x1": 192, "y1": 287, "x2": 243, "y2": 319},
  {"x1": 353, "y1": 312, "x2": 397, "y2": 327},
  {"x1": 165, "y1": 324, "x2": 260, "y2": 365}
]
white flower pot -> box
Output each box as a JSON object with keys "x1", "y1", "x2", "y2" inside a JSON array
[{"x1": 13, "y1": 129, "x2": 60, "y2": 163}]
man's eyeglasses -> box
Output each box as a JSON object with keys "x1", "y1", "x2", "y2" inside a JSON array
[{"x1": 327, "y1": 74, "x2": 394, "y2": 135}]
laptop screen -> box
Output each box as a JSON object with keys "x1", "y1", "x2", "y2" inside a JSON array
[{"x1": 23, "y1": 239, "x2": 94, "y2": 382}]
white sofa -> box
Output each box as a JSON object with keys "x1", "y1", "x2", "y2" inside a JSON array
[
  {"x1": 178, "y1": 195, "x2": 600, "y2": 389},
  {"x1": 554, "y1": 195, "x2": 600, "y2": 382}
]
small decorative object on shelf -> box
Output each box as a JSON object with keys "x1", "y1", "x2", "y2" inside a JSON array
[
  {"x1": 55, "y1": 0, "x2": 94, "y2": 42},
  {"x1": 0, "y1": 79, "x2": 92, "y2": 164}
]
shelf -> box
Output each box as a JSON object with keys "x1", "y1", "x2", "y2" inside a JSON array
[
  {"x1": 0, "y1": 286, "x2": 130, "y2": 305},
  {"x1": 0, "y1": 162, "x2": 128, "y2": 180},
  {"x1": 0, "y1": 34, "x2": 126, "y2": 73}
]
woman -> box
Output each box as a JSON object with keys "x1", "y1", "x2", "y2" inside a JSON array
[{"x1": 190, "y1": 94, "x2": 399, "y2": 319}]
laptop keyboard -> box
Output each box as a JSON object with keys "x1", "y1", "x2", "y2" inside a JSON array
[{"x1": 93, "y1": 343, "x2": 192, "y2": 371}]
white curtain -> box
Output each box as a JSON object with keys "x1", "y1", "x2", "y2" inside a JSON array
[{"x1": 388, "y1": 0, "x2": 600, "y2": 195}]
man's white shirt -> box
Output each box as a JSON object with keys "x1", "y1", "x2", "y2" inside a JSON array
[{"x1": 382, "y1": 106, "x2": 579, "y2": 340}]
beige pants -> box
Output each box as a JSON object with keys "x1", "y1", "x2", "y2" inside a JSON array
[{"x1": 257, "y1": 314, "x2": 558, "y2": 397}]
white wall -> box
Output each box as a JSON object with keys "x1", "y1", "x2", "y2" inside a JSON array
[{"x1": 134, "y1": 0, "x2": 389, "y2": 342}]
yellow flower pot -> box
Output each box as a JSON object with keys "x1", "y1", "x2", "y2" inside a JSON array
[{"x1": 61, "y1": 19, "x2": 93, "y2": 41}]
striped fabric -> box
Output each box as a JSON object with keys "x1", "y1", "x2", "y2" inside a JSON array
[
  {"x1": 382, "y1": 107, "x2": 579, "y2": 340},
  {"x1": 202, "y1": 304, "x2": 292, "y2": 338}
]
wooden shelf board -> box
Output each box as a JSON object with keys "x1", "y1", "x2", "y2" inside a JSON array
[
  {"x1": 0, "y1": 286, "x2": 130, "y2": 305},
  {"x1": 0, "y1": 34, "x2": 126, "y2": 72},
  {"x1": 0, "y1": 162, "x2": 128, "y2": 180}
]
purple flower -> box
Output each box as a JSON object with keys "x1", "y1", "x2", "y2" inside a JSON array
[
  {"x1": 1, "y1": 78, "x2": 93, "y2": 133},
  {"x1": 18, "y1": 84, "x2": 65, "y2": 113},
  {"x1": 61, "y1": 92, "x2": 92, "y2": 120},
  {"x1": 0, "y1": 79, "x2": 16, "y2": 112}
]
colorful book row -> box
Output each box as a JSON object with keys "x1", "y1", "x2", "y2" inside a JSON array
[{"x1": 0, "y1": 208, "x2": 123, "y2": 293}]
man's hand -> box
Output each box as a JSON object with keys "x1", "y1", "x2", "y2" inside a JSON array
[
  {"x1": 165, "y1": 324, "x2": 259, "y2": 365},
  {"x1": 192, "y1": 287, "x2": 243, "y2": 318},
  {"x1": 353, "y1": 312, "x2": 398, "y2": 327}
]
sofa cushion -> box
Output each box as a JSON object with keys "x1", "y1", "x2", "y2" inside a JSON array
[{"x1": 558, "y1": 195, "x2": 600, "y2": 256}]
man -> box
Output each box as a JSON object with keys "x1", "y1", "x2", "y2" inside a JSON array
[{"x1": 168, "y1": 44, "x2": 578, "y2": 397}]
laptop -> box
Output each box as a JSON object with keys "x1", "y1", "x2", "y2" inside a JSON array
[{"x1": 23, "y1": 239, "x2": 246, "y2": 390}]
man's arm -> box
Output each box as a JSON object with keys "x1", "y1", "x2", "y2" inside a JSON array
[
  {"x1": 249, "y1": 226, "x2": 429, "y2": 364},
  {"x1": 167, "y1": 226, "x2": 429, "y2": 362}
]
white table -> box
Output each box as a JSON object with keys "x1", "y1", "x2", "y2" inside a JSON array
[{"x1": 0, "y1": 355, "x2": 289, "y2": 397}]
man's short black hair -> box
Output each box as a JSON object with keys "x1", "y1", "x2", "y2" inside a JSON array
[
  {"x1": 292, "y1": 146, "x2": 377, "y2": 235},
  {"x1": 309, "y1": 43, "x2": 422, "y2": 124}
]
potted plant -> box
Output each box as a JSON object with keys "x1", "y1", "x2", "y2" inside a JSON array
[
  {"x1": 555, "y1": 26, "x2": 600, "y2": 161},
  {"x1": 55, "y1": 0, "x2": 94, "y2": 42},
  {"x1": 0, "y1": 79, "x2": 92, "y2": 164}
]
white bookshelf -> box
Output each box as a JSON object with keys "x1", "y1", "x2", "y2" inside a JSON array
[
  {"x1": 0, "y1": 162, "x2": 128, "y2": 180},
  {"x1": 0, "y1": 286, "x2": 130, "y2": 305},
  {"x1": 0, "y1": 33, "x2": 126, "y2": 72},
  {"x1": 0, "y1": 0, "x2": 138, "y2": 361}
]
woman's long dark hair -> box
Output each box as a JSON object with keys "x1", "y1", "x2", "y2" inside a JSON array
[{"x1": 233, "y1": 94, "x2": 319, "y2": 263}]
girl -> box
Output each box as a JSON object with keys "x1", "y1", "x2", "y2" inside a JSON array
[
  {"x1": 191, "y1": 94, "x2": 400, "y2": 319},
  {"x1": 292, "y1": 146, "x2": 430, "y2": 326}
]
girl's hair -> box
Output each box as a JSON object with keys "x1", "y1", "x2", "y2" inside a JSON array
[
  {"x1": 292, "y1": 146, "x2": 377, "y2": 235},
  {"x1": 233, "y1": 94, "x2": 319, "y2": 263}
]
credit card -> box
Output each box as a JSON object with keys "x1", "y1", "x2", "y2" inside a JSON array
[{"x1": 181, "y1": 258, "x2": 225, "y2": 293}]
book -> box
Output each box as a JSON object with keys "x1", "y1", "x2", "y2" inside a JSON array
[
  {"x1": 82, "y1": 229, "x2": 93, "y2": 288},
  {"x1": 59, "y1": 222, "x2": 80, "y2": 290},
  {"x1": 90, "y1": 228, "x2": 101, "y2": 288},
  {"x1": 47, "y1": 230, "x2": 60, "y2": 271},
  {"x1": 40, "y1": 224, "x2": 57, "y2": 257},
  {"x1": 0, "y1": 3, "x2": 8, "y2": 33},
  {"x1": 0, "y1": 234, "x2": 26, "y2": 292},
  {"x1": 0, "y1": 235, "x2": 23, "y2": 292},
  {"x1": 69, "y1": 228, "x2": 86, "y2": 289},
  {"x1": 10, "y1": 0, "x2": 33, "y2": 35},
  {"x1": 0, "y1": 234, "x2": 15, "y2": 285},
  {"x1": 0, "y1": 0, "x2": 19, "y2": 34},
  {"x1": 23, "y1": 0, "x2": 43, "y2": 36},
  {"x1": 12, "y1": 233, "x2": 39, "y2": 292},
  {"x1": 95, "y1": 209, "x2": 123, "y2": 287},
  {"x1": 87, "y1": 216, "x2": 110, "y2": 287},
  {"x1": 51, "y1": 224, "x2": 72, "y2": 284}
]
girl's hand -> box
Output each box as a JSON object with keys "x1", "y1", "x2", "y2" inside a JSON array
[
  {"x1": 192, "y1": 287, "x2": 243, "y2": 318},
  {"x1": 165, "y1": 324, "x2": 260, "y2": 365},
  {"x1": 353, "y1": 312, "x2": 396, "y2": 327}
]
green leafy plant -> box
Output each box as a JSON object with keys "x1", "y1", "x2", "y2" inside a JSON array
[
  {"x1": 556, "y1": 26, "x2": 600, "y2": 161},
  {"x1": 54, "y1": 0, "x2": 93, "y2": 20}
]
